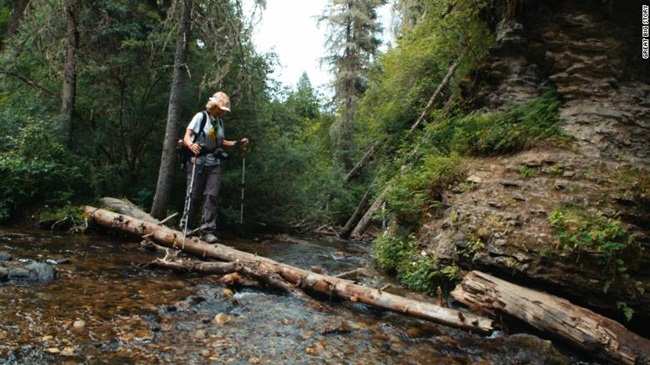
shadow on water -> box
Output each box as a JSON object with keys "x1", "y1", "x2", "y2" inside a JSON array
[{"x1": 0, "y1": 224, "x2": 601, "y2": 364}]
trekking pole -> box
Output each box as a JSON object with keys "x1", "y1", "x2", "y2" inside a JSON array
[
  {"x1": 182, "y1": 154, "x2": 198, "y2": 249},
  {"x1": 240, "y1": 144, "x2": 247, "y2": 224}
]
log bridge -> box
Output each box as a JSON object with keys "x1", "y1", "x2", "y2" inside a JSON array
[
  {"x1": 83, "y1": 206, "x2": 494, "y2": 333},
  {"x1": 84, "y1": 204, "x2": 650, "y2": 364}
]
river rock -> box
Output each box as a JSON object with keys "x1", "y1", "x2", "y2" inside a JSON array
[
  {"x1": 0, "y1": 251, "x2": 12, "y2": 263},
  {"x1": 7, "y1": 262, "x2": 57, "y2": 283}
]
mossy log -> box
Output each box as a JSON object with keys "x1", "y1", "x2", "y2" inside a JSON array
[
  {"x1": 451, "y1": 270, "x2": 650, "y2": 365},
  {"x1": 83, "y1": 205, "x2": 495, "y2": 333}
]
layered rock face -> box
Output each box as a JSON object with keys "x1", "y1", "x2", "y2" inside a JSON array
[
  {"x1": 536, "y1": 1, "x2": 650, "y2": 166},
  {"x1": 472, "y1": 1, "x2": 649, "y2": 166},
  {"x1": 424, "y1": 0, "x2": 650, "y2": 336}
]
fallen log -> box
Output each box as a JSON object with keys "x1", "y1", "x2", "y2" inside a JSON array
[
  {"x1": 83, "y1": 205, "x2": 495, "y2": 333},
  {"x1": 451, "y1": 270, "x2": 650, "y2": 365},
  {"x1": 339, "y1": 186, "x2": 373, "y2": 239},
  {"x1": 351, "y1": 184, "x2": 388, "y2": 238},
  {"x1": 100, "y1": 197, "x2": 159, "y2": 224}
]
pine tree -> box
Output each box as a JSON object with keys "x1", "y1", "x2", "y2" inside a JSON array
[{"x1": 321, "y1": 0, "x2": 387, "y2": 170}]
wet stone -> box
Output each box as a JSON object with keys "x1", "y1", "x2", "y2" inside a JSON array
[
  {"x1": 0, "y1": 252, "x2": 12, "y2": 262},
  {"x1": 8, "y1": 263, "x2": 57, "y2": 282}
]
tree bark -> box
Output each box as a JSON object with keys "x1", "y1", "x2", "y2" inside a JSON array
[
  {"x1": 339, "y1": 185, "x2": 372, "y2": 239},
  {"x1": 100, "y1": 197, "x2": 159, "y2": 224},
  {"x1": 451, "y1": 270, "x2": 650, "y2": 365},
  {"x1": 1, "y1": 0, "x2": 29, "y2": 46},
  {"x1": 343, "y1": 142, "x2": 378, "y2": 184},
  {"x1": 61, "y1": 0, "x2": 79, "y2": 148},
  {"x1": 351, "y1": 184, "x2": 388, "y2": 238},
  {"x1": 150, "y1": 0, "x2": 193, "y2": 219},
  {"x1": 83, "y1": 205, "x2": 495, "y2": 333}
]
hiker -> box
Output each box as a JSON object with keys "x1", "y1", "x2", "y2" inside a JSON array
[{"x1": 180, "y1": 91, "x2": 249, "y2": 243}]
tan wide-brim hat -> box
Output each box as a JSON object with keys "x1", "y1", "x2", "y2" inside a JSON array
[{"x1": 211, "y1": 91, "x2": 231, "y2": 112}]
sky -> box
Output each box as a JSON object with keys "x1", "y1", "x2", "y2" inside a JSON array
[
  {"x1": 246, "y1": 0, "x2": 392, "y2": 93},
  {"x1": 247, "y1": 0, "x2": 332, "y2": 91}
]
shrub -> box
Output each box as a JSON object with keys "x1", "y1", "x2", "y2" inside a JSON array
[
  {"x1": 548, "y1": 207, "x2": 640, "y2": 291},
  {"x1": 386, "y1": 154, "x2": 466, "y2": 225},
  {"x1": 427, "y1": 90, "x2": 563, "y2": 156},
  {"x1": 0, "y1": 118, "x2": 85, "y2": 221},
  {"x1": 373, "y1": 233, "x2": 416, "y2": 274},
  {"x1": 373, "y1": 232, "x2": 460, "y2": 296}
]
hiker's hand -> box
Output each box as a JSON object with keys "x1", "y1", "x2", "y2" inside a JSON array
[
  {"x1": 189, "y1": 142, "x2": 201, "y2": 155},
  {"x1": 240, "y1": 138, "x2": 249, "y2": 147}
]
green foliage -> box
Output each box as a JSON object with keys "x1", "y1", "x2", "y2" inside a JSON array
[
  {"x1": 399, "y1": 254, "x2": 442, "y2": 295},
  {"x1": 215, "y1": 82, "x2": 336, "y2": 232},
  {"x1": 459, "y1": 238, "x2": 486, "y2": 259},
  {"x1": 0, "y1": 4, "x2": 9, "y2": 40},
  {"x1": 386, "y1": 154, "x2": 466, "y2": 225},
  {"x1": 0, "y1": 115, "x2": 86, "y2": 221},
  {"x1": 518, "y1": 165, "x2": 539, "y2": 179},
  {"x1": 548, "y1": 208, "x2": 634, "y2": 262},
  {"x1": 36, "y1": 205, "x2": 86, "y2": 233},
  {"x1": 359, "y1": 0, "x2": 494, "y2": 139},
  {"x1": 616, "y1": 302, "x2": 634, "y2": 322},
  {"x1": 373, "y1": 232, "x2": 416, "y2": 273},
  {"x1": 427, "y1": 90, "x2": 563, "y2": 156},
  {"x1": 548, "y1": 207, "x2": 639, "y2": 301},
  {"x1": 373, "y1": 231, "x2": 460, "y2": 296}
]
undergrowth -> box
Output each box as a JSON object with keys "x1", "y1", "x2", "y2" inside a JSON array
[
  {"x1": 425, "y1": 89, "x2": 564, "y2": 156},
  {"x1": 375, "y1": 90, "x2": 565, "y2": 297},
  {"x1": 548, "y1": 207, "x2": 642, "y2": 320},
  {"x1": 373, "y1": 232, "x2": 460, "y2": 296}
]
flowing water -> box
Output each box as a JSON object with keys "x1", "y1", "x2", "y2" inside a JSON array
[{"x1": 0, "y1": 224, "x2": 600, "y2": 365}]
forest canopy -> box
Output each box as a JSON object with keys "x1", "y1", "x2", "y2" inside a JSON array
[{"x1": 0, "y1": 0, "x2": 534, "y2": 236}]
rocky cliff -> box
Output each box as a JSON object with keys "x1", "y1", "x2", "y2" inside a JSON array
[{"x1": 424, "y1": 0, "x2": 650, "y2": 337}]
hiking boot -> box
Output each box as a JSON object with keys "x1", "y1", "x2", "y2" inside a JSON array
[{"x1": 200, "y1": 233, "x2": 219, "y2": 244}]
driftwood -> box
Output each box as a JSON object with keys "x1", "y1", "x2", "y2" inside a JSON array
[
  {"x1": 83, "y1": 205, "x2": 495, "y2": 333},
  {"x1": 451, "y1": 270, "x2": 650, "y2": 365}
]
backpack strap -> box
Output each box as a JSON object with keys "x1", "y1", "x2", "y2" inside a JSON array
[{"x1": 191, "y1": 111, "x2": 209, "y2": 143}]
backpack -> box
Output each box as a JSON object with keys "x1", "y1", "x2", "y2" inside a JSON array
[{"x1": 178, "y1": 111, "x2": 208, "y2": 170}]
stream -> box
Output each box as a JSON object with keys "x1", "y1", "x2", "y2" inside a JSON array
[{"x1": 0, "y1": 224, "x2": 601, "y2": 364}]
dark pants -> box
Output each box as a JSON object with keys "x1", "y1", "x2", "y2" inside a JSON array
[{"x1": 181, "y1": 163, "x2": 221, "y2": 234}]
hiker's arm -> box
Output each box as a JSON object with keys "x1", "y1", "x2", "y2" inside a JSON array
[
  {"x1": 223, "y1": 137, "x2": 248, "y2": 148},
  {"x1": 184, "y1": 129, "x2": 201, "y2": 154}
]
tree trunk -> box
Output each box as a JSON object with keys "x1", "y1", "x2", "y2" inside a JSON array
[
  {"x1": 451, "y1": 270, "x2": 650, "y2": 365},
  {"x1": 61, "y1": 0, "x2": 79, "y2": 148},
  {"x1": 2, "y1": 0, "x2": 29, "y2": 44},
  {"x1": 351, "y1": 184, "x2": 388, "y2": 238},
  {"x1": 150, "y1": 0, "x2": 193, "y2": 219},
  {"x1": 100, "y1": 197, "x2": 159, "y2": 224},
  {"x1": 343, "y1": 142, "x2": 378, "y2": 184},
  {"x1": 84, "y1": 205, "x2": 495, "y2": 333},
  {"x1": 339, "y1": 185, "x2": 372, "y2": 239}
]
